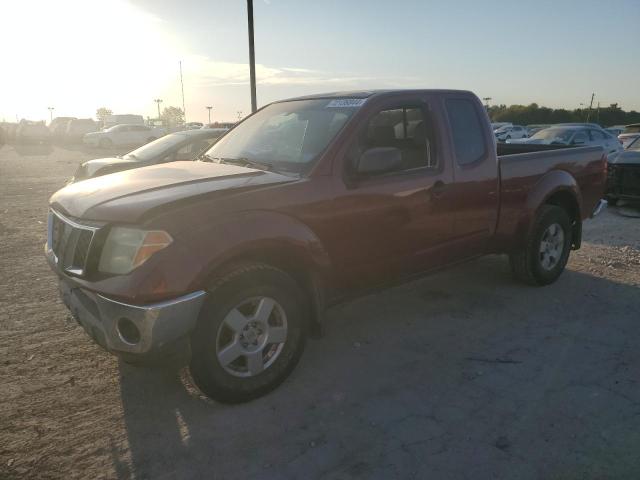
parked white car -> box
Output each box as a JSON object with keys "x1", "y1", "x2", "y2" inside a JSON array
[
  {"x1": 495, "y1": 124, "x2": 528, "y2": 142},
  {"x1": 83, "y1": 124, "x2": 165, "y2": 148}
]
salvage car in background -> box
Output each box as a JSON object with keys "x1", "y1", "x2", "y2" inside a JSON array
[
  {"x1": 15, "y1": 121, "x2": 52, "y2": 144},
  {"x1": 527, "y1": 124, "x2": 551, "y2": 136},
  {"x1": 607, "y1": 136, "x2": 640, "y2": 205},
  {"x1": 64, "y1": 119, "x2": 98, "y2": 143},
  {"x1": 618, "y1": 124, "x2": 640, "y2": 149},
  {"x1": 508, "y1": 126, "x2": 622, "y2": 154},
  {"x1": 72, "y1": 128, "x2": 228, "y2": 182},
  {"x1": 605, "y1": 125, "x2": 625, "y2": 138},
  {"x1": 495, "y1": 124, "x2": 528, "y2": 142},
  {"x1": 83, "y1": 124, "x2": 165, "y2": 148}
]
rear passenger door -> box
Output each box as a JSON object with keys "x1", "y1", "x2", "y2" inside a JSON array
[{"x1": 442, "y1": 95, "x2": 499, "y2": 256}]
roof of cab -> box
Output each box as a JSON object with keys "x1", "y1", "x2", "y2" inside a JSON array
[{"x1": 275, "y1": 89, "x2": 474, "y2": 103}]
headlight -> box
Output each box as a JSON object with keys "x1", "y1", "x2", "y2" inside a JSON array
[{"x1": 98, "y1": 227, "x2": 172, "y2": 274}]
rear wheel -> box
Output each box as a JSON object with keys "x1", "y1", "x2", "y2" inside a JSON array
[
  {"x1": 509, "y1": 205, "x2": 572, "y2": 286},
  {"x1": 189, "y1": 263, "x2": 307, "y2": 403}
]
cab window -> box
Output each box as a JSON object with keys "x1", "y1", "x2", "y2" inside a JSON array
[
  {"x1": 354, "y1": 105, "x2": 437, "y2": 175},
  {"x1": 445, "y1": 98, "x2": 486, "y2": 166}
]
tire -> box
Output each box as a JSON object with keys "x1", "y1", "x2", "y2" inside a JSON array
[
  {"x1": 509, "y1": 205, "x2": 572, "y2": 286},
  {"x1": 189, "y1": 263, "x2": 307, "y2": 403},
  {"x1": 99, "y1": 138, "x2": 112, "y2": 149},
  {"x1": 606, "y1": 196, "x2": 618, "y2": 206}
]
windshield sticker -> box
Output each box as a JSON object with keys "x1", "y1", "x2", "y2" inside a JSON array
[{"x1": 326, "y1": 99, "x2": 366, "y2": 108}]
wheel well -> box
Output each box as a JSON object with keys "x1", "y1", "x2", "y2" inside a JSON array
[
  {"x1": 544, "y1": 190, "x2": 582, "y2": 249},
  {"x1": 208, "y1": 248, "x2": 325, "y2": 336}
]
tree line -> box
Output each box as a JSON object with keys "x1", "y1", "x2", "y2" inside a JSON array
[{"x1": 487, "y1": 103, "x2": 640, "y2": 127}]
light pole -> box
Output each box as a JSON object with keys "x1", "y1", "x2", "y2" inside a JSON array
[
  {"x1": 154, "y1": 98, "x2": 163, "y2": 118},
  {"x1": 206, "y1": 106, "x2": 213, "y2": 124},
  {"x1": 47, "y1": 107, "x2": 54, "y2": 123},
  {"x1": 247, "y1": 0, "x2": 257, "y2": 113}
]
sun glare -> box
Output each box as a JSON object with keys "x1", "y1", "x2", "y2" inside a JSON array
[{"x1": 1, "y1": 0, "x2": 184, "y2": 122}]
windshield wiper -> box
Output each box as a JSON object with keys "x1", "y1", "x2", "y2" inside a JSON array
[{"x1": 214, "y1": 157, "x2": 272, "y2": 171}]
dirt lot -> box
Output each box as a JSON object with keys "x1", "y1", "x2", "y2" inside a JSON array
[{"x1": 1, "y1": 143, "x2": 639, "y2": 480}]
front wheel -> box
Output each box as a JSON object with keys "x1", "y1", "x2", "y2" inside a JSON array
[
  {"x1": 509, "y1": 205, "x2": 573, "y2": 286},
  {"x1": 189, "y1": 263, "x2": 307, "y2": 403}
]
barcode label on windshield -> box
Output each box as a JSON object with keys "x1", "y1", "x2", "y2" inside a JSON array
[{"x1": 326, "y1": 99, "x2": 366, "y2": 108}]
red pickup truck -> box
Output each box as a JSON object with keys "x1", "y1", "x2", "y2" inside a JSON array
[{"x1": 46, "y1": 90, "x2": 606, "y2": 402}]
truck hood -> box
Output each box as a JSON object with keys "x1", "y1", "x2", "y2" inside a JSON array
[
  {"x1": 50, "y1": 161, "x2": 296, "y2": 223},
  {"x1": 79, "y1": 157, "x2": 136, "y2": 179},
  {"x1": 608, "y1": 150, "x2": 640, "y2": 166}
]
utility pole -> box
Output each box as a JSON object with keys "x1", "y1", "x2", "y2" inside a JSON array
[
  {"x1": 154, "y1": 98, "x2": 163, "y2": 118},
  {"x1": 586, "y1": 93, "x2": 595, "y2": 122},
  {"x1": 247, "y1": 0, "x2": 257, "y2": 113},
  {"x1": 179, "y1": 61, "x2": 186, "y2": 124},
  {"x1": 206, "y1": 106, "x2": 213, "y2": 123},
  {"x1": 47, "y1": 107, "x2": 54, "y2": 123}
]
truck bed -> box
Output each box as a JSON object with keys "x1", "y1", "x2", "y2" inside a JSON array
[
  {"x1": 494, "y1": 145, "x2": 606, "y2": 249},
  {"x1": 496, "y1": 142, "x2": 575, "y2": 156}
]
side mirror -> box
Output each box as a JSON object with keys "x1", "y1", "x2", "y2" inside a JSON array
[{"x1": 357, "y1": 147, "x2": 402, "y2": 175}]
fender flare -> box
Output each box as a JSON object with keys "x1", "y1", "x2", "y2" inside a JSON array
[
  {"x1": 184, "y1": 210, "x2": 332, "y2": 332},
  {"x1": 516, "y1": 169, "x2": 583, "y2": 249}
]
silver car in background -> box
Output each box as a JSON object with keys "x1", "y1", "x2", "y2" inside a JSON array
[{"x1": 507, "y1": 125, "x2": 622, "y2": 154}]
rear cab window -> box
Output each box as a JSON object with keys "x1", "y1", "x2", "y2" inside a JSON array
[{"x1": 444, "y1": 98, "x2": 487, "y2": 166}]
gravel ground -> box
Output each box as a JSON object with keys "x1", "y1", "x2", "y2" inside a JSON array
[{"x1": 1, "y1": 144, "x2": 639, "y2": 480}]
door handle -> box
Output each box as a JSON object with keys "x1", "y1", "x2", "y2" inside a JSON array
[{"x1": 431, "y1": 181, "x2": 447, "y2": 199}]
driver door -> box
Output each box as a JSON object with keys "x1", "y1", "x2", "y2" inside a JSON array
[{"x1": 327, "y1": 96, "x2": 456, "y2": 292}]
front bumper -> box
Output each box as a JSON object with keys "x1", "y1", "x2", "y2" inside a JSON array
[{"x1": 57, "y1": 279, "x2": 206, "y2": 356}]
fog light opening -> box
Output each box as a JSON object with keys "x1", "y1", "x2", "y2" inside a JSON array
[{"x1": 117, "y1": 318, "x2": 141, "y2": 345}]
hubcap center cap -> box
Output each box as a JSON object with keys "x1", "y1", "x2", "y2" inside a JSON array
[{"x1": 240, "y1": 322, "x2": 265, "y2": 348}]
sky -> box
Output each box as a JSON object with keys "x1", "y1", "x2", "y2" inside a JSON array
[{"x1": 1, "y1": 0, "x2": 639, "y2": 123}]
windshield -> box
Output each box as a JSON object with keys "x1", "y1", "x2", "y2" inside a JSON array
[
  {"x1": 531, "y1": 128, "x2": 576, "y2": 143},
  {"x1": 203, "y1": 99, "x2": 359, "y2": 173},
  {"x1": 621, "y1": 136, "x2": 639, "y2": 148},
  {"x1": 123, "y1": 133, "x2": 187, "y2": 161},
  {"x1": 623, "y1": 125, "x2": 640, "y2": 133}
]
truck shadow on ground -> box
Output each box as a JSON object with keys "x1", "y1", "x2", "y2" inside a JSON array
[{"x1": 114, "y1": 255, "x2": 640, "y2": 479}]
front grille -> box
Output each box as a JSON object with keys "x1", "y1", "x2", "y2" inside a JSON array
[
  {"x1": 48, "y1": 210, "x2": 98, "y2": 275},
  {"x1": 608, "y1": 164, "x2": 640, "y2": 197}
]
